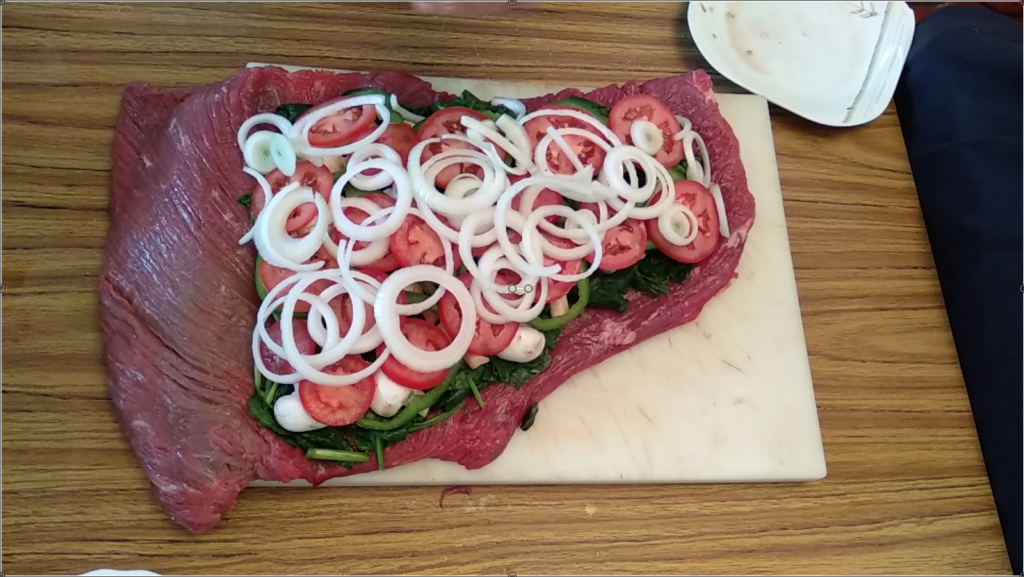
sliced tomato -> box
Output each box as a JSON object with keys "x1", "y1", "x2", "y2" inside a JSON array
[
  {"x1": 589, "y1": 218, "x2": 647, "y2": 272},
  {"x1": 376, "y1": 124, "x2": 419, "y2": 167},
  {"x1": 417, "y1": 107, "x2": 489, "y2": 189},
  {"x1": 259, "y1": 319, "x2": 317, "y2": 375},
  {"x1": 328, "y1": 270, "x2": 406, "y2": 339},
  {"x1": 258, "y1": 253, "x2": 335, "y2": 313},
  {"x1": 298, "y1": 356, "x2": 375, "y2": 426},
  {"x1": 330, "y1": 193, "x2": 400, "y2": 272},
  {"x1": 250, "y1": 169, "x2": 288, "y2": 221},
  {"x1": 646, "y1": 180, "x2": 721, "y2": 264},
  {"x1": 523, "y1": 105, "x2": 607, "y2": 175},
  {"x1": 511, "y1": 187, "x2": 564, "y2": 223},
  {"x1": 389, "y1": 213, "x2": 456, "y2": 269},
  {"x1": 540, "y1": 233, "x2": 583, "y2": 303},
  {"x1": 284, "y1": 161, "x2": 334, "y2": 236},
  {"x1": 609, "y1": 94, "x2": 684, "y2": 168},
  {"x1": 306, "y1": 102, "x2": 377, "y2": 148},
  {"x1": 376, "y1": 319, "x2": 453, "y2": 390},
  {"x1": 438, "y1": 274, "x2": 518, "y2": 356}
]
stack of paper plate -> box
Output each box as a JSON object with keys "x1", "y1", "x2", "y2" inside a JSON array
[{"x1": 688, "y1": 1, "x2": 915, "y2": 127}]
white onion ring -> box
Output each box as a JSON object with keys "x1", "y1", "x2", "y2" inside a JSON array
[
  {"x1": 521, "y1": 107, "x2": 621, "y2": 146},
  {"x1": 709, "y1": 183, "x2": 730, "y2": 238},
  {"x1": 375, "y1": 266, "x2": 476, "y2": 372},
  {"x1": 630, "y1": 120, "x2": 663, "y2": 156},
  {"x1": 290, "y1": 95, "x2": 391, "y2": 157},
  {"x1": 390, "y1": 94, "x2": 425, "y2": 123},
  {"x1": 237, "y1": 113, "x2": 293, "y2": 155},
  {"x1": 462, "y1": 116, "x2": 534, "y2": 173},
  {"x1": 329, "y1": 158, "x2": 413, "y2": 242},
  {"x1": 242, "y1": 130, "x2": 278, "y2": 174},
  {"x1": 408, "y1": 136, "x2": 507, "y2": 215},
  {"x1": 346, "y1": 143, "x2": 402, "y2": 190},
  {"x1": 521, "y1": 205, "x2": 604, "y2": 279},
  {"x1": 239, "y1": 167, "x2": 273, "y2": 245},
  {"x1": 253, "y1": 183, "x2": 329, "y2": 271},
  {"x1": 657, "y1": 204, "x2": 699, "y2": 247},
  {"x1": 329, "y1": 197, "x2": 392, "y2": 266}
]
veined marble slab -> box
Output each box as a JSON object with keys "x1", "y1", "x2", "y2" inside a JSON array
[{"x1": 246, "y1": 64, "x2": 827, "y2": 486}]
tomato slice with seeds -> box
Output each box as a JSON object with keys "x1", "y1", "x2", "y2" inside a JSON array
[
  {"x1": 306, "y1": 102, "x2": 377, "y2": 148},
  {"x1": 523, "y1": 105, "x2": 607, "y2": 175},
  {"x1": 376, "y1": 319, "x2": 453, "y2": 390},
  {"x1": 298, "y1": 356, "x2": 376, "y2": 426},
  {"x1": 285, "y1": 161, "x2": 334, "y2": 236},
  {"x1": 609, "y1": 94, "x2": 684, "y2": 168},
  {"x1": 540, "y1": 233, "x2": 583, "y2": 303},
  {"x1": 590, "y1": 218, "x2": 647, "y2": 272},
  {"x1": 389, "y1": 213, "x2": 458, "y2": 269},
  {"x1": 438, "y1": 274, "x2": 518, "y2": 356},
  {"x1": 417, "y1": 107, "x2": 489, "y2": 189},
  {"x1": 646, "y1": 180, "x2": 720, "y2": 264},
  {"x1": 259, "y1": 319, "x2": 317, "y2": 375},
  {"x1": 376, "y1": 124, "x2": 419, "y2": 167}
]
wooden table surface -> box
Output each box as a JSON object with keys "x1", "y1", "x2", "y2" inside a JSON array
[{"x1": 1, "y1": 2, "x2": 1010, "y2": 575}]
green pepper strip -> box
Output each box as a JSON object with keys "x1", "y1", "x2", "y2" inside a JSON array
[
  {"x1": 468, "y1": 380, "x2": 485, "y2": 410},
  {"x1": 306, "y1": 448, "x2": 370, "y2": 463},
  {"x1": 404, "y1": 291, "x2": 430, "y2": 304},
  {"x1": 528, "y1": 274, "x2": 591, "y2": 331},
  {"x1": 354, "y1": 364, "x2": 463, "y2": 431},
  {"x1": 263, "y1": 382, "x2": 279, "y2": 407}
]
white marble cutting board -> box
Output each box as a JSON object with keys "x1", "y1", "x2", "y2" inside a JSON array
[{"x1": 247, "y1": 64, "x2": 827, "y2": 486}]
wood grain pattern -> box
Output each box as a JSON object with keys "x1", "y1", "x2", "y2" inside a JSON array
[{"x1": 1, "y1": 2, "x2": 1009, "y2": 574}]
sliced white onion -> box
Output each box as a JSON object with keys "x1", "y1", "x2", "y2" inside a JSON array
[
  {"x1": 658, "y1": 204, "x2": 699, "y2": 247},
  {"x1": 253, "y1": 183, "x2": 329, "y2": 271},
  {"x1": 491, "y1": 97, "x2": 526, "y2": 120},
  {"x1": 438, "y1": 175, "x2": 482, "y2": 229},
  {"x1": 496, "y1": 114, "x2": 532, "y2": 156},
  {"x1": 521, "y1": 205, "x2": 603, "y2": 279},
  {"x1": 475, "y1": 246, "x2": 549, "y2": 323},
  {"x1": 461, "y1": 116, "x2": 534, "y2": 174},
  {"x1": 237, "y1": 113, "x2": 293, "y2": 155},
  {"x1": 630, "y1": 121, "x2": 663, "y2": 156},
  {"x1": 330, "y1": 158, "x2": 413, "y2": 242},
  {"x1": 269, "y1": 133, "x2": 297, "y2": 177},
  {"x1": 347, "y1": 143, "x2": 401, "y2": 190},
  {"x1": 242, "y1": 130, "x2": 279, "y2": 174},
  {"x1": 290, "y1": 95, "x2": 391, "y2": 157},
  {"x1": 408, "y1": 136, "x2": 507, "y2": 215},
  {"x1": 493, "y1": 178, "x2": 561, "y2": 277},
  {"x1": 390, "y1": 94, "x2": 425, "y2": 123},
  {"x1": 600, "y1": 145, "x2": 658, "y2": 204},
  {"x1": 709, "y1": 183, "x2": 730, "y2": 238},
  {"x1": 521, "y1": 107, "x2": 621, "y2": 146},
  {"x1": 334, "y1": 197, "x2": 392, "y2": 266},
  {"x1": 375, "y1": 266, "x2": 476, "y2": 372}
]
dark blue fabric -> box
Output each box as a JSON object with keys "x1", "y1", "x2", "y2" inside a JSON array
[{"x1": 894, "y1": 6, "x2": 1022, "y2": 574}]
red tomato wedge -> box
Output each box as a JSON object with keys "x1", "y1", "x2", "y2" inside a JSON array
[
  {"x1": 609, "y1": 94, "x2": 685, "y2": 168},
  {"x1": 588, "y1": 218, "x2": 647, "y2": 272},
  {"x1": 376, "y1": 319, "x2": 453, "y2": 390},
  {"x1": 417, "y1": 107, "x2": 489, "y2": 189},
  {"x1": 298, "y1": 357, "x2": 376, "y2": 426},
  {"x1": 646, "y1": 180, "x2": 721, "y2": 264},
  {"x1": 330, "y1": 193, "x2": 400, "y2": 272},
  {"x1": 389, "y1": 213, "x2": 458, "y2": 269},
  {"x1": 438, "y1": 274, "x2": 518, "y2": 356},
  {"x1": 523, "y1": 105, "x2": 607, "y2": 175},
  {"x1": 541, "y1": 233, "x2": 583, "y2": 303},
  {"x1": 306, "y1": 103, "x2": 377, "y2": 148},
  {"x1": 259, "y1": 319, "x2": 317, "y2": 375}
]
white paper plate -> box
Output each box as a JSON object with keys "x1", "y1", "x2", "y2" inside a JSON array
[{"x1": 688, "y1": 1, "x2": 915, "y2": 127}]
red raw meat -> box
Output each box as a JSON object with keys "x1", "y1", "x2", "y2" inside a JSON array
[{"x1": 101, "y1": 67, "x2": 755, "y2": 533}]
